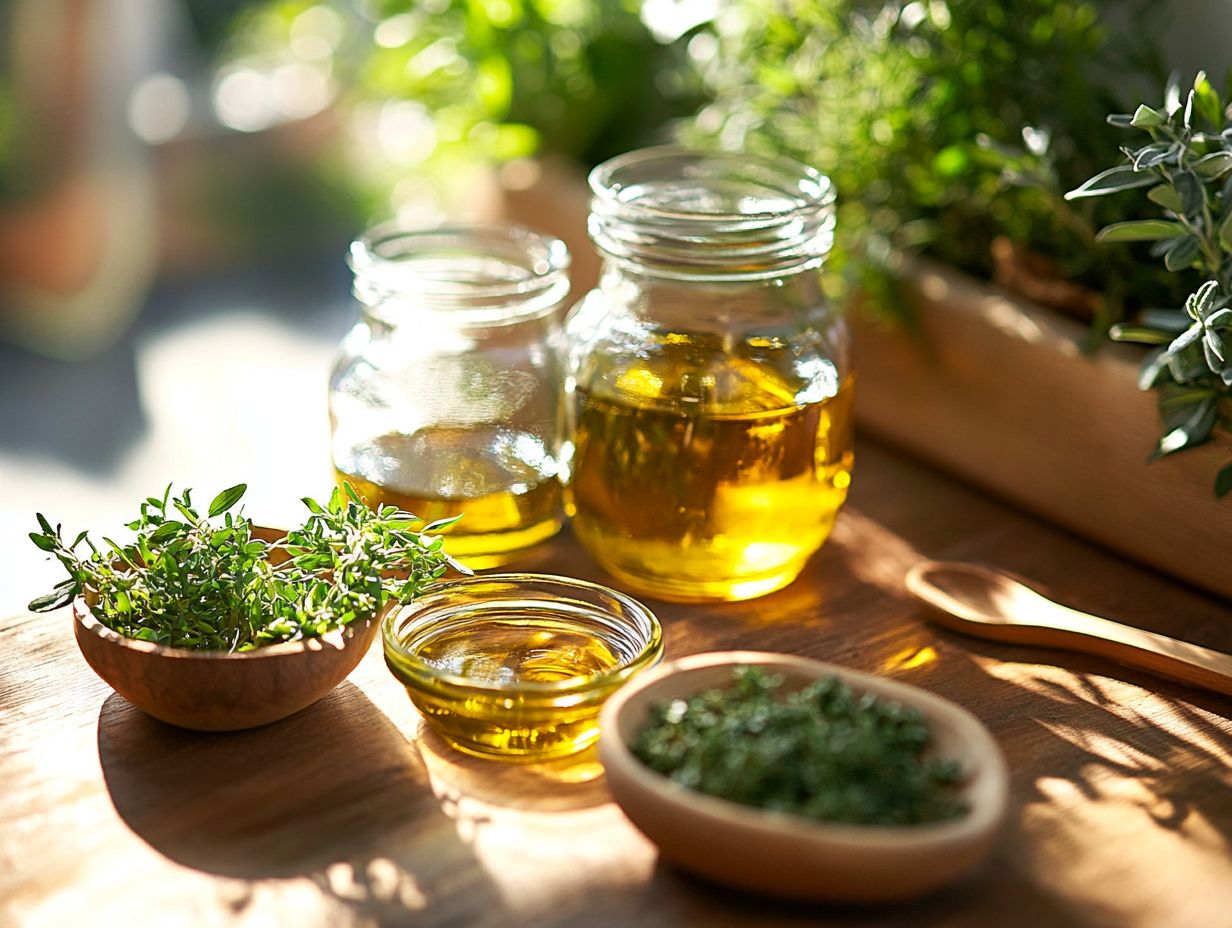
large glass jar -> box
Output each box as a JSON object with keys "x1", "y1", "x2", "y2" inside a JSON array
[
  {"x1": 330, "y1": 224, "x2": 571, "y2": 567},
  {"x1": 563, "y1": 148, "x2": 852, "y2": 602}
]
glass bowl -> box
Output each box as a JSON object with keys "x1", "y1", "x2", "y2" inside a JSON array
[{"x1": 382, "y1": 573, "x2": 663, "y2": 762}]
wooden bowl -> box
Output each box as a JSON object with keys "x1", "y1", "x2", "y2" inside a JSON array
[
  {"x1": 598, "y1": 651, "x2": 1009, "y2": 904},
  {"x1": 72, "y1": 600, "x2": 381, "y2": 732}
]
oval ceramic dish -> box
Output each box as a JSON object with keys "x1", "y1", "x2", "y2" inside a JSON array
[{"x1": 598, "y1": 651, "x2": 1009, "y2": 904}]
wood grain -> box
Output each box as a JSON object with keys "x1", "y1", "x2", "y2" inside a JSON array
[
  {"x1": 852, "y1": 259, "x2": 1232, "y2": 601},
  {"x1": 3, "y1": 439, "x2": 1231, "y2": 928}
]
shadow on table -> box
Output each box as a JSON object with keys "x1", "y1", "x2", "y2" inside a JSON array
[
  {"x1": 97, "y1": 682, "x2": 504, "y2": 924},
  {"x1": 414, "y1": 722, "x2": 610, "y2": 813}
]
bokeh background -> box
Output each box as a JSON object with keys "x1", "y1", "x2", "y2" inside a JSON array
[{"x1": 3, "y1": 0, "x2": 1230, "y2": 611}]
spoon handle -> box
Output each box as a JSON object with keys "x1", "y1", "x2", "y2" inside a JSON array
[
  {"x1": 907, "y1": 562, "x2": 1232, "y2": 698},
  {"x1": 1027, "y1": 601, "x2": 1232, "y2": 697},
  {"x1": 1025, "y1": 601, "x2": 1232, "y2": 695}
]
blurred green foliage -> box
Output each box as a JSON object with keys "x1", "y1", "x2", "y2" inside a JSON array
[
  {"x1": 683, "y1": 0, "x2": 1188, "y2": 333},
  {"x1": 225, "y1": 0, "x2": 700, "y2": 218}
]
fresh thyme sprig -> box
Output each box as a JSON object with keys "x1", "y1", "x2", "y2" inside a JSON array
[
  {"x1": 28, "y1": 483, "x2": 467, "y2": 651},
  {"x1": 1067, "y1": 71, "x2": 1232, "y2": 495}
]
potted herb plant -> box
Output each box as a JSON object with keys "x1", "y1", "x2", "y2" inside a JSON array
[{"x1": 684, "y1": 1, "x2": 1232, "y2": 599}]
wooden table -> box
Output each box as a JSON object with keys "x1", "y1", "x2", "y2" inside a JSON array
[{"x1": 3, "y1": 439, "x2": 1230, "y2": 928}]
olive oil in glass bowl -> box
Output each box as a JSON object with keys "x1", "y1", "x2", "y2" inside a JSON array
[{"x1": 382, "y1": 574, "x2": 663, "y2": 762}]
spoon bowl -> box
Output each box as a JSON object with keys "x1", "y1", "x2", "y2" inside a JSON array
[{"x1": 598, "y1": 651, "x2": 1009, "y2": 903}]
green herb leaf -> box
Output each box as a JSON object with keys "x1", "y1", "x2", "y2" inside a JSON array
[
  {"x1": 29, "y1": 531, "x2": 57, "y2": 552},
  {"x1": 1096, "y1": 220, "x2": 1185, "y2": 243},
  {"x1": 28, "y1": 578, "x2": 78, "y2": 613},
  {"x1": 1108, "y1": 324, "x2": 1172, "y2": 345},
  {"x1": 1064, "y1": 165, "x2": 1157, "y2": 200},
  {"x1": 1147, "y1": 184, "x2": 1184, "y2": 212},
  {"x1": 1130, "y1": 104, "x2": 1166, "y2": 129},
  {"x1": 208, "y1": 484, "x2": 248, "y2": 518},
  {"x1": 29, "y1": 485, "x2": 460, "y2": 651},
  {"x1": 1219, "y1": 210, "x2": 1232, "y2": 253},
  {"x1": 1138, "y1": 349, "x2": 1172, "y2": 390},
  {"x1": 1193, "y1": 152, "x2": 1232, "y2": 179},
  {"x1": 1164, "y1": 235, "x2": 1202, "y2": 271}
]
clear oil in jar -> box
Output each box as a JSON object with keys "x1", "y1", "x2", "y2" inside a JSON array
[
  {"x1": 567, "y1": 338, "x2": 854, "y2": 601},
  {"x1": 335, "y1": 428, "x2": 562, "y2": 568},
  {"x1": 387, "y1": 610, "x2": 627, "y2": 761}
]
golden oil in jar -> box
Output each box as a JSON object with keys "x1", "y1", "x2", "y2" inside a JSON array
[
  {"x1": 386, "y1": 610, "x2": 626, "y2": 761},
  {"x1": 567, "y1": 343, "x2": 854, "y2": 601},
  {"x1": 335, "y1": 429, "x2": 562, "y2": 568}
]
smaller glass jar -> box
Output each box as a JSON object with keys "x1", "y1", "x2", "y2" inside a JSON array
[{"x1": 330, "y1": 223, "x2": 570, "y2": 567}]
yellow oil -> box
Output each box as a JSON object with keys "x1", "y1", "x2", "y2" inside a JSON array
[
  {"x1": 567, "y1": 344, "x2": 854, "y2": 601},
  {"x1": 387, "y1": 613, "x2": 626, "y2": 761},
  {"x1": 334, "y1": 429, "x2": 562, "y2": 568}
]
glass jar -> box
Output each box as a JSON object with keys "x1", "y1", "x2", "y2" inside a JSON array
[
  {"x1": 563, "y1": 148, "x2": 852, "y2": 602},
  {"x1": 330, "y1": 223, "x2": 571, "y2": 568}
]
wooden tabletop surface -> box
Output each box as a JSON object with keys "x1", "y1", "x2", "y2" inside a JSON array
[{"x1": 3, "y1": 438, "x2": 1231, "y2": 928}]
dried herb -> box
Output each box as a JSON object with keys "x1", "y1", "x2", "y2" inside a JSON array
[
  {"x1": 28, "y1": 483, "x2": 466, "y2": 651},
  {"x1": 1068, "y1": 71, "x2": 1232, "y2": 495},
  {"x1": 632, "y1": 667, "x2": 967, "y2": 826}
]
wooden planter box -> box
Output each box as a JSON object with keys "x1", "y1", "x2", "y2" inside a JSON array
[
  {"x1": 852, "y1": 260, "x2": 1232, "y2": 601},
  {"x1": 496, "y1": 162, "x2": 1231, "y2": 601}
]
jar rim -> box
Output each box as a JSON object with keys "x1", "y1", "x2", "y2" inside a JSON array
[
  {"x1": 588, "y1": 147, "x2": 836, "y2": 280},
  {"x1": 349, "y1": 222, "x2": 571, "y2": 324}
]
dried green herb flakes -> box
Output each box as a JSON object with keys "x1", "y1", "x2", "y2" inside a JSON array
[{"x1": 632, "y1": 667, "x2": 968, "y2": 826}]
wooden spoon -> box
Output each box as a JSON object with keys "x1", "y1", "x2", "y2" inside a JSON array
[{"x1": 905, "y1": 561, "x2": 1232, "y2": 698}]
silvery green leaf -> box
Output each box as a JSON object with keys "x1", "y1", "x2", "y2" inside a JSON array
[
  {"x1": 1065, "y1": 165, "x2": 1158, "y2": 200},
  {"x1": 1147, "y1": 184, "x2": 1183, "y2": 212},
  {"x1": 1194, "y1": 152, "x2": 1232, "y2": 178},
  {"x1": 1130, "y1": 104, "x2": 1166, "y2": 129},
  {"x1": 1174, "y1": 171, "x2": 1204, "y2": 215},
  {"x1": 1186, "y1": 280, "x2": 1221, "y2": 318},
  {"x1": 1203, "y1": 331, "x2": 1225, "y2": 368},
  {"x1": 1132, "y1": 142, "x2": 1178, "y2": 171},
  {"x1": 1165, "y1": 71, "x2": 1183, "y2": 115},
  {"x1": 1204, "y1": 308, "x2": 1232, "y2": 330},
  {"x1": 1138, "y1": 349, "x2": 1172, "y2": 390},
  {"x1": 1165, "y1": 336, "x2": 1209, "y2": 381},
  {"x1": 1149, "y1": 238, "x2": 1178, "y2": 258},
  {"x1": 1153, "y1": 395, "x2": 1217, "y2": 458},
  {"x1": 1106, "y1": 113, "x2": 1135, "y2": 128},
  {"x1": 1183, "y1": 89, "x2": 1194, "y2": 129},
  {"x1": 1165, "y1": 235, "x2": 1202, "y2": 271},
  {"x1": 1166, "y1": 322, "x2": 1201, "y2": 354},
  {"x1": 1220, "y1": 210, "x2": 1232, "y2": 252},
  {"x1": 1140, "y1": 308, "x2": 1192, "y2": 332}
]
